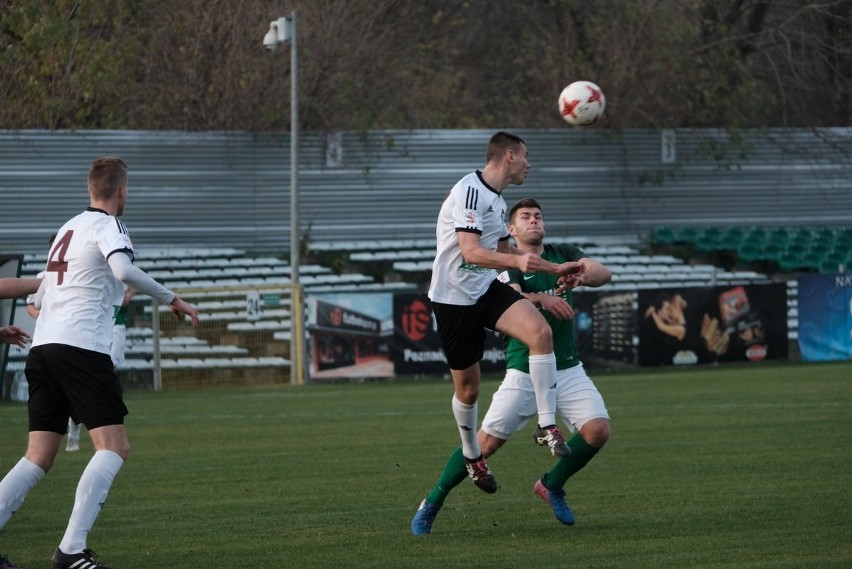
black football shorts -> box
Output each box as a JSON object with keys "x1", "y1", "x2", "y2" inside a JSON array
[
  {"x1": 431, "y1": 279, "x2": 524, "y2": 370},
  {"x1": 25, "y1": 343, "x2": 128, "y2": 432}
]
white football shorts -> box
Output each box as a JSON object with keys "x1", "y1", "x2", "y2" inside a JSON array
[{"x1": 481, "y1": 363, "x2": 610, "y2": 440}]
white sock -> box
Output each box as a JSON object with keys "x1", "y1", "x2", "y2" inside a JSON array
[
  {"x1": 58, "y1": 450, "x2": 124, "y2": 554},
  {"x1": 529, "y1": 353, "x2": 557, "y2": 427},
  {"x1": 68, "y1": 419, "x2": 81, "y2": 441},
  {"x1": 0, "y1": 457, "x2": 45, "y2": 529},
  {"x1": 452, "y1": 395, "x2": 481, "y2": 460}
]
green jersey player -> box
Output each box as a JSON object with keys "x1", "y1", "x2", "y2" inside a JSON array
[{"x1": 413, "y1": 197, "x2": 613, "y2": 535}]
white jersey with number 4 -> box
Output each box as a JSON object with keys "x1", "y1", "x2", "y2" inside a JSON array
[
  {"x1": 428, "y1": 170, "x2": 509, "y2": 305},
  {"x1": 33, "y1": 208, "x2": 134, "y2": 355}
]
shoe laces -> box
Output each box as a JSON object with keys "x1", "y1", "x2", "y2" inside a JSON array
[
  {"x1": 80, "y1": 549, "x2": 101, "y2": 565},
  {"x1": 544, "y1": 425, "x2": 565, "y2": 444},
  {"x1": 465, "y1": 456, "x2": 492, "y2": 481}
]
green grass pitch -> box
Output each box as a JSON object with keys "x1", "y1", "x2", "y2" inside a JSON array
[{"x1": 1, "y1": 362, "x2": 850, "y2": 568}]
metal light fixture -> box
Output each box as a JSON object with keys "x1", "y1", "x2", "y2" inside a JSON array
[{"x1": 263, "y1": 12, "x2": 305, "y2": 384}]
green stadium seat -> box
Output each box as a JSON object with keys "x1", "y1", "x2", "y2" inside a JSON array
[
  {"x1": 761, "y1": 240, "x2": 786, "y2": 262},
  {"x1": 766, "y1": 227, "x2": 790, "y2": 248},
  {"x1": 819, "y1": 250, "x2": 847, "y2": 273},
  {"x1": 819, "y1": 258, "x2": 843, "y2": 273},
  {"x1": 737, "y1": 242, "x2": 763, "y2": 263},
  {"x1": 777, "y1": 251, "x2": 808, "y2": 272},
  {"x1": 651, "y1": 226, "x2": 676, "y2": 245},
  {"x1": 834, "y1": 230, "x2": 852, "y2": 248},
  {"x1": 722, "y1": 226, "x2": 745, "y2": 239},
  {"x1": 694, "y1": 226, "x2": 723, "y2": 252},
  {"x1": 744, "y1": 226, "x2": 768, "y2": 247},
  {"x1": 810, "y1": 228, "x2": 837, "y2": 252},
  {"x1": 676, "y1": 227, "x2": 699, "y2": 244},
  {"x1": 788, "y1": 227, "x2": 813, "y2": 245},
  {"x1": 719, "y1": 227, "x2": 746, "y2": 251},
  {"x1": 785, "y1": 241, "x2": 809, "y2": 259}
]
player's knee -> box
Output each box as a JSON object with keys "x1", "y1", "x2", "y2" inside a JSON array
[
  {"x1": 114, "y1": 440, "x2": 131, "y2": 461},
  {"x1": 526, "y1": 322, "x2": 553, "y2": 352},
  {"x1": 582, "y1": 419, "x2": 611, "y2": 448},
  {"x1": 97, "y1": 439, "x2": 130, "y2": 461},
  {"x1": 453, "y1": 385, "x2": 479, "y2": 405},
  {"x1": 26, "y1": 452, "x2": 56, "y2": 473}
]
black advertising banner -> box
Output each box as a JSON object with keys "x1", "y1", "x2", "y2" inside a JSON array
[
  {"x1": 306, "y1": 284, "x2": 789, "y2": 379},
  {"x1": 572, "y1": 290, "x2": 636, "y2": 368},
  {"x1": 391, "y1": 293, "x2": 504, "y2": 376},
  {"x1": 314, "y1": 298, "x2": 380, "y2": 334},
  {"x1": 637, "y1": 283, "x2": 788, "y2": 366}
]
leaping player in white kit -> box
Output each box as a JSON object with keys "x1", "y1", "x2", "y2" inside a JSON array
[
  {"x1": 0, "y1": 156, "x2": 199, "y2": 569},
  {"x1": 427, "y1": 131, "x2": 586, "y2": 493}
]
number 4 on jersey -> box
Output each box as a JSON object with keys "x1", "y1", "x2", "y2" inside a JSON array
[{"x1": 47, "y1": 230, "x2": 73, "y2": 285}]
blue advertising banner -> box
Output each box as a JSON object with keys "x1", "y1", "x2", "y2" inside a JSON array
[{"x1": 797, "y1": 273, "x2": 852, "y2": 362}]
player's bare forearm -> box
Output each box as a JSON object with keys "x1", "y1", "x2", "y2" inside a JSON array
[
  {"x1": 512, "y1": 284, "x2": 574, "y2": 320},
  {"x1": 553, "y1": 260, "x2": 585, "y2": 276},
  {"x1": 0, "y1": 277, "x2": 41, "y2": 299},
  {"x1": 459, "y1": 236, "x2": 523, "y2": 271},
  {"x1": 578, "y1": 259, "x2": 612, "y2": 287}
]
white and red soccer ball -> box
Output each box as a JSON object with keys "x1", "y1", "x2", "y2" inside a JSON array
[{"x1": 558, "y1": 81, "x2": 606, "y2": 126}]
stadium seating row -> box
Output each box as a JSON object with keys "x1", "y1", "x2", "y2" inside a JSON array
[
  {"x1": 651, "y1": 225, "x2": 852, "y2": 273},
  {"x1": 10, "y1": 240, "x2": 801, "y2": 384}
]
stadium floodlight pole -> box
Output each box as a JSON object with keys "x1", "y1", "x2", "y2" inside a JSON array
[
  {"x1": 262, "y1": 12, "x2": 299, "y2": 287},
  {"x1": 263, "y1": 11, "x2": 306, "y2": 384}
]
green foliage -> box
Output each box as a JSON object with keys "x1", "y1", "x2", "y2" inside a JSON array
[
  {"x1": 0, "y1": 0, "x2": 147, "y2": 128},
  {"x1": 0, "y1": 0, "x2": 850, "y2": 130},
  {"x1": 1, "y1": 362, "x2": 850, "y2": 568}
]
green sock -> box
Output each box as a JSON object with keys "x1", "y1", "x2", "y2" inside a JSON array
[
  {"x1": 543, "y1": 433, "x2": 600, "y2": 490},
  {"x1": 425, "y1": 447, "x2": 468, "y2": 507}
]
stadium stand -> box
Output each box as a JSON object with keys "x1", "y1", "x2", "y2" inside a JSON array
[
  {"x1": 13, "y1": 246, "x2": 419, "y2": 388},
  {"x1": 10, "y1": 234, "x2": 809, "y2": 388}
]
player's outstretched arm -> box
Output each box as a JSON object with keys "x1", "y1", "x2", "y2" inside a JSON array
[
  {"x1": 169, "y1": 295, "x2": 199, "y2": 327},
  {"x1": 571, "y1": 259, "x2": 612, "y2": 288},
  {"x1": 108, "y1": 253, "x2": 199, "y2": 327},
  {"x1": 0, "y1": 278, "x2": 41, "y2": 299},
  {"x1": 0, "y1": 325, "x2": 30, "y2": 348},
  {"x1": 457, "y1": 231, "x2": 522, "y2": 270}
]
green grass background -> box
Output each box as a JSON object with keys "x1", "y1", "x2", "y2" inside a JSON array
[{"x1": 1, "y1": 362, "x2": 850, "y2": 569}]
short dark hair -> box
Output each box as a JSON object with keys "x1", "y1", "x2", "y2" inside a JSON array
[
  {"x1": 509, "y1": 197, "x2": 542, "y2": 223},
  {"x1": 486, "y1": 131, "x2": 525, "y2": 163}
]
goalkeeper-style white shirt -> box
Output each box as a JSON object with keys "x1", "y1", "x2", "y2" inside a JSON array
[
  {"x1": 33, "y1": 208, "x2": 137, "y2": 355},
  {"x1": 428, "y1": 170, "x2": 510, "y2": 305}
]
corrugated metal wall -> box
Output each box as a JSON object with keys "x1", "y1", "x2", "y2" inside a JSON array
[{"x1": 1, "y1": 128, "x2": 849, "y2": 256}]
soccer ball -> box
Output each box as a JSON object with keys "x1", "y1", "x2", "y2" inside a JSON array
[{"x1": 558, "y1": 81, "x2": 606, "y2": 126}]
